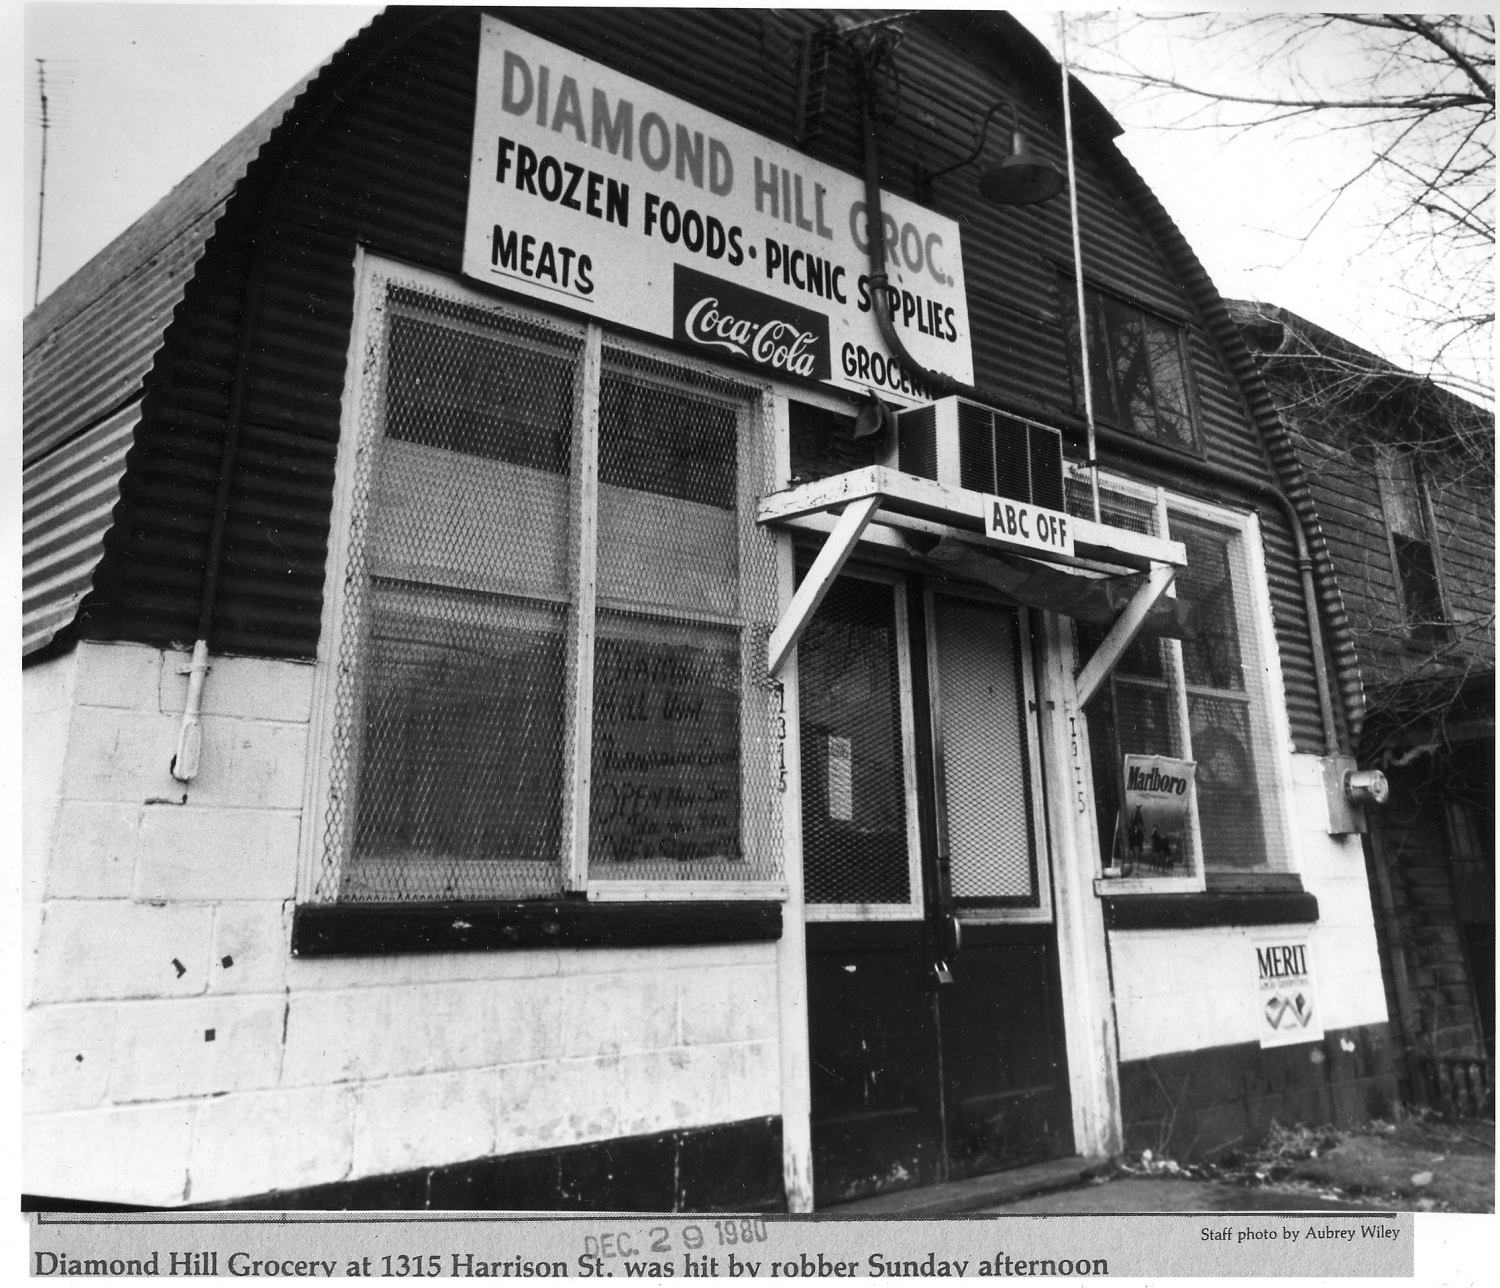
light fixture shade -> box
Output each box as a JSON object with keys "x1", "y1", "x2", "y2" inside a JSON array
[
  {"x1": 977, "y1": 127, "x2": 1065, "y2": 206},
  {"x1": 978, "y1": 153, "x2": 1066, "y2": 205}
]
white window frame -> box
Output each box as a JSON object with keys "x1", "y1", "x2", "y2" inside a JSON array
[
  {"x1": 300, "y1": 250, "x2": 788, "y2": 905},
  {"x1": 1073, "y1": 468, "x2": 1301, "y2": 894}
]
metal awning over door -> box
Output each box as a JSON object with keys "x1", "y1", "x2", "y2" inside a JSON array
[{"x1": 756, "y1": 465, "x2": 1189, "y2": 706}]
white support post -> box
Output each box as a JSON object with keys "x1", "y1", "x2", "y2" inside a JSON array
[
  {"x1": 766, "y1": 494, "x2": 882, "y2": 677},
  {"x1": 1038, "y1": 610, "x2": 1122, "y2": 1159},
  {"x1": 565, "y1": 325, "x2": 603, "y2": 891},
  {"x1": 773, "y1": 531, "x2": 815, "y2": 1212},
  {"x1": 1073, "y1": 563, "x2": 1176, "y2": 708}
]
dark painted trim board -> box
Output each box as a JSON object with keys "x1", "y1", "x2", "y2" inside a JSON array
[
  {"x1": 293, "y1": 900, "x2": 783, "y2": 956},
  {"x1": 1119, "y1": 1023, "x2": 1399, "y2": 1162},
  {"x1": 23, "y1": 1117, "x2": 786, "y2": 1213},
  {"x1": 1104, "y1": 890, "x2": 1319, "y2": 930}
]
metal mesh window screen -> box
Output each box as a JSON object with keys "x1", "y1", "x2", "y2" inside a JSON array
[
  {"x1": 798, "y1": 577, "x2": 913, "y2": 908},
  {"x1": 319, "y1": 275, "x2": 584, "y2": 903},
  {"x1": 1171, "y1": 510, "x2": 1288, "y2": 872},
  {"x1": 931, "y1": 596, "x2": 1037, "y2": 903},
  {"x1": 587, "y1": 345, "x2": 782, "y2": 884},
  {"x1": 320, "y1": 275, "x2": 782, "y2": 901}
]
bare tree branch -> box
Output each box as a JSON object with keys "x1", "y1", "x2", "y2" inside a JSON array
[{"x1": 1065, "y1": 12, "x2": 1494, "y2": 398}]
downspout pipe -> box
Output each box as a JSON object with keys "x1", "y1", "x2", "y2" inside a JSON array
[
  {"x1": 172, "y1": 8, "x2": 457, "y2": 781},
  {"x1": 857, "y1": 78, "x2": 1347, "y2": 755}
]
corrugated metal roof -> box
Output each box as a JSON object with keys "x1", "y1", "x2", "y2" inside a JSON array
[
  {"x1": 21, "y1": 401, "x2": 138, "y2": 654},
  {"x1": 19, "y1": 64, "x2": 331, "y2": 655},
  {"x1": 23, "y1": 79, "x2": 309, "y2": 466}
]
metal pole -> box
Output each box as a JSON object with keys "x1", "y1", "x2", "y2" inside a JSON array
[
  {"x1": 1058, "y1": 18, "x2": 1099, "y2": 523},
  {"x1": 34, "y1": 59, "x2": 49, "y2": 309}
]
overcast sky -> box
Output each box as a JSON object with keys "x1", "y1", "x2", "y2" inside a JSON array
[{"x1": 19, "y1": 4, "x2": 1491, "y2": 396}]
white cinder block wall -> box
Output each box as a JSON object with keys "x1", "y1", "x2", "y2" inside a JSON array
[
  {"x1": 1110, "y1": 753, "x2": 1389, "y2": 1063},
  {"x1": 23, "y1": 641, "x2": 781, "y2": 1207}
]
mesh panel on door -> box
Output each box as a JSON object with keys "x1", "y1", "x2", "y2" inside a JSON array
[
  {"x1": 587, "y1": 344, "x2": 782, "y2": 884},
  {"x1": 931, "y1": 596, "x2": 1037, "y2": 903},
  {"x1": 318, "y1": 276, "x2": 583, "y2": 902},
  {"x1": 799, "y1": 577, "x2": 913, "y2": 908}
]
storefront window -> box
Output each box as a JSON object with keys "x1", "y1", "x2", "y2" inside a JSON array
[
  {"x1": 312, "y1": 262, "x2": 782, "y2": 903},
  {"x1": 1068, "y1": 474, "x2": 1290, "y2": 877}
]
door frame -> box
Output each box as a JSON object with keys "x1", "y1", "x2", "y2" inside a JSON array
[
  {"x1": 923, "y1": 584, "x2": 1054, "y2": 926},
  {"x1": 776, "y1": 551, "x2": 1124, "y2": 1206},
  {"x1": 766, "y1": 384, "x2": 1123, "y2": 1207},
  {"x1": 802, "y1": 567, "x2": 926, "y2": 925}
]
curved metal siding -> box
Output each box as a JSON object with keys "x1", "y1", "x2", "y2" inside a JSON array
[
  {"x1": 69, "y1": 7, "x2": 1325, "y2": 750},
  {"x1": 23, "y1": 229, "x2": 208, "y2": 463},
  {"x1": 21, "y1": 81, "x2": 311, "y2": 468},
  {"x1": 22, "y1": 402, "x2": 138, "y2": 653}
]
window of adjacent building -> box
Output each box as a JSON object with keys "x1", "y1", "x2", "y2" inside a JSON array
[
  {"x1": 1377, "y1": 449, "x2": 1451, "y2": 645},
  {"x1": 309, "y1": 259, "x2": 783, "y2": 904},
  {"x1": 1067, "y1": 472, "x2": 1292, "y2": 877},
  {"x1": 1064, "y1": 282, "x2": 1199, "y2": 452},
  {"x1": 1445, "y1": 800, "x2": 1495, "y2": 1051}
]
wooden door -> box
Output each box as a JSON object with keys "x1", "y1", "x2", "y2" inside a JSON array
[{"x1": 801, "y1": 573, "x2": 1072, "y2": 1206}]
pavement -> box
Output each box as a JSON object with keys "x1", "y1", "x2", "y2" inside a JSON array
[
  {"x1": 981, "y1": 1118, "x2": 1494, "y2": 1215},
  {"x1": 979, "y1": 1178, "x2": 1382, "y2": 1213},
  {"x1": 828, "y1": 1117, "x2": 1494, "y2": 1216}
]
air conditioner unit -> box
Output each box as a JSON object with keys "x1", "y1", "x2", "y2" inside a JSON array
[{"x1": 896, "y1": 396, "x2": 1066, "y2": 513}]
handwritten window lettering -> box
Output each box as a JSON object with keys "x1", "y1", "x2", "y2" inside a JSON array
[
  {"x1": 590, "y1": 614, "x2": 742, "y2": 864},
  {"x1": 323, "y1": 276, "x2": 779, "y2": 903}
]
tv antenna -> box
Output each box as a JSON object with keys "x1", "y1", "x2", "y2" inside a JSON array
[{"x1": 34, "y1": 58, "x2": 50, "y2": 309}]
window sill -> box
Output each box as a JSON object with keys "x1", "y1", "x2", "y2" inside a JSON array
[
  {"x1": 291, "y1": 899, "x2": 783, "y2": 957},
  {"x1": 1102, "y1": 876, "x2": 1317, "y2": 931},
  {"x1": 1074, "y1": 416, "x2": 1205, "y2": 462}
]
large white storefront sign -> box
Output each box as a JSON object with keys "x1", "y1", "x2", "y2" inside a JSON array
[{"x1": 463, "y1": 16, "x2": 974, "y2": 404}]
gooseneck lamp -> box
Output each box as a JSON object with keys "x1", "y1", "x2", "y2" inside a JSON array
[{"x1": 917, "y1": 98, "x2": 1065, "y2": 206}]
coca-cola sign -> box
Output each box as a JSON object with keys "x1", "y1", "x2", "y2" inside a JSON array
[{"x1": 673, "y1": 266, "x2": 830, "y2": 381}]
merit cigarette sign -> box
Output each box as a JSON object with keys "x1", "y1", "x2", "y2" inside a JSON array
[
  {"x1": 1255, "y1": 937, "x2": 1324, "y2": 1048},
  {"x1": 463, "y1": 15, "x2": 973, "y2": 403}
]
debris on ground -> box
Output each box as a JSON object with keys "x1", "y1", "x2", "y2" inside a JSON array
[{"x1": 1097, "y1": 1112, "x2": 1494, "y2": 1213}]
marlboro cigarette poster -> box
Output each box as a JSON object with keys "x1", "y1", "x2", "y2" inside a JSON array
[{"x1": 1118, "y1": 754, "x2": 1195, "y2": 877}]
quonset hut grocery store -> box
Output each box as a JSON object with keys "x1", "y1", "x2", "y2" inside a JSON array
[{"x1": 23, "y1": 8, "x2": 1397, "y2": 1210}]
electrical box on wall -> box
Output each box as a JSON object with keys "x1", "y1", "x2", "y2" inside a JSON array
[
  {"x1": 1323, "y1": 753, "x2": 1388, "y2": 834},
  {"x1": 896, "y1": 396, "x2": 1066, "y2": 512}
]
